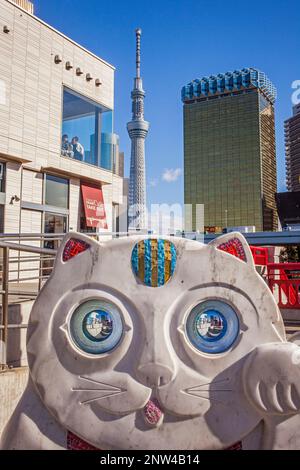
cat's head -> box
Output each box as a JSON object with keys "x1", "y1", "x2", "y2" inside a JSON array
[{"x1": 27, "y1": 232, "x2": 285, "y2": 449}]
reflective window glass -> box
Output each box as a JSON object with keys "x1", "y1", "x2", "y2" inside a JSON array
[
  {"x1": 0, "y1": 163, "x2": 5, "y2": 193},
  {"x1": 45, "y1": 174, "x2": 69, "y2": 209},
  {"x1": 61, "y1": 88, "x2": 114, "y2": 170}
]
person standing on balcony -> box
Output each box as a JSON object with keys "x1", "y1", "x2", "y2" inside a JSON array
[
  {"x1": 61, "y1": 134, "x2": 73, "y2": 158},
  {"x1": 72, "y1": 137, "x2": 85, "y2": 161}
]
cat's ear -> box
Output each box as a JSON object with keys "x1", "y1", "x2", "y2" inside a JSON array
[
  {"x1": 209, "y1": 232, "x2": 255, "y2": 267},
  {"x1": 54, "y1": 232, "x2": 99, "y2": 268}
]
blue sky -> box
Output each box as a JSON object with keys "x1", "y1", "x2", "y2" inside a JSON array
[{"x1": 35, "y1": 0, "x2": 300, "y2": 207}]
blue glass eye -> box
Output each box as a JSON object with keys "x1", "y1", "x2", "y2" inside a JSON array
[
  {"x1": 186, "y1": 300, "x2": 239, "y2": 354},
  {"x1": 70, "y1": 300, "x2": 123, "y2": 355}
]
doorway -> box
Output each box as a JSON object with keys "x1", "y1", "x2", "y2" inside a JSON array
[{"x1": 43, "y1": 213, "x2": 68, "y2": 275}]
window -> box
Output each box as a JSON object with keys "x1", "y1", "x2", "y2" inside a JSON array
[
  {"x1": 45, "y1": 174, "x2": 69, "y2": 209},
  {"x1": 61, "y1": 88, "x2": 114, "y2": 170},
  {"x1": 44, "y1": 213, "x2": 67, "y2": 240},
  {"x1": 0, "y1": 162, "x2": 5, "y2": 193},
  {"x1": 43, "y1": 213, "x2": 68, "y2": 274}
]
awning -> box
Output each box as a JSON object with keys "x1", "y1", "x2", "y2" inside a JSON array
[{"x1": 81, "y1": 184, "x2": 108, "y2": 229}]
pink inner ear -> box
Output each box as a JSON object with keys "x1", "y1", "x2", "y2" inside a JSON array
[
  {"x1": 217, "y1": 237, "x2": 247, "y2": 262},
  {"x1": 63, "y1": 238, "x2": 90, "y2": 262}
]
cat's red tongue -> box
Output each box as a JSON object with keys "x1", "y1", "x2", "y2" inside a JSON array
[{"x1": 144, "y1": 399, "x2": 163, "y2": 426}]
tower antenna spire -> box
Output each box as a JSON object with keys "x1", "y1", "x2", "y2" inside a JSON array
[
  {"x1": 135, "y1": 28, "x2": 141, "y2": 79},
  {"x1": 127, "y1": 28, "x2": 149, "y2": 230}
]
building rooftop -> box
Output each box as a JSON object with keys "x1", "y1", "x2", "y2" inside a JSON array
[
  {"x1": 6, "y1": 0, "x2": 115, "y2": 70},
  {"x1": 11, "y1": 0, "x2": 33, "y2": 14},
  {"x1": 182, "y1": 68, "x2": 277, "y2": 104}
]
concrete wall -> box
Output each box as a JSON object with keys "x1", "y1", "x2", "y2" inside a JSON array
[
  {"x1": 0, "y1": 367, "x2": 28, "y2": 436},
  {"x1": 0, "y1": 300, "x2": 32, "y2": 367},
  {"x1": 3, "y1": 160, "x2": 22, "y2": 233}
]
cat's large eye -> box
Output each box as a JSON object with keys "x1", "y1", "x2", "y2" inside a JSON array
[
  {"x1": 185, "y1": 300, "x2": 239, "y2": 354},
  {"x1": 69, "y1": 300, "x2": 123, "y2": 355}
]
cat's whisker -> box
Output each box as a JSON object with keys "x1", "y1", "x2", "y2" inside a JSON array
[
  {"x1": 73, "y1": 388, "x2": 123, "y2": 392},
  {"x1": 80, "y1": 391, "x2": 125, "y2": 405},
  {"x1": 79, "y1": 375, "x2": 105, "y2": 384},
  {"x1": 77, "y1": 376, "x2": 127, "y2": 393},
  {"x1": 189, "y1": 378, "x2": 231, "y2": 388},
  {"x1": 73, "y1": 378, "x2": 127, "y2": 404},
  {"x1": 186, "y1": 389, "x2": 233, "y2": 393}
]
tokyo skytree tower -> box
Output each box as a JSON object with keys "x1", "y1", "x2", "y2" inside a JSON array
[{"x1": 127, "y1": 28, "x2": 149, "y2": 230}]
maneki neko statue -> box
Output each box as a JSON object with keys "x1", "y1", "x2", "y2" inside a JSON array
[{"x1": 2, "y1": 232, "x2": 300, "y2": 450}]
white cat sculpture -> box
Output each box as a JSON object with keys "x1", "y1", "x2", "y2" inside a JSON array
[{"x1": 1, "y1": 232, "x2": 300, "y2": 450}]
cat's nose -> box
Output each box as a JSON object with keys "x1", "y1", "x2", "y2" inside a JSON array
[{"x1": 137, "y1": 362, "x2": 173, "y2": 388}]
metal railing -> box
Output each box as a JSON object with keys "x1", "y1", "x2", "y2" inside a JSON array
[
  {"x1": 267, "y1": 263, "x2": 300, "y2": 310},
  {"x1": 1, "y1": 233, "x2": 300, "y2": 369},
  {"x1": 0, "y1": 231, "x2": 131, "y2": 370},
  {"x1": 0, "y1": 234, "x2": 61, "y2": 370}
]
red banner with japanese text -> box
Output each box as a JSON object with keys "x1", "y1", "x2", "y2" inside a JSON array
[{"x1": 81, "y1": 184, "x2": 108, "y2": 229}]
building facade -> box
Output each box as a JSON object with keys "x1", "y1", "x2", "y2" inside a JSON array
[
  {"x1": 182, "y1": 68, "x2": 278, "y2": 232},
  {"x1": 285, "y1": 105, "x2": 300, "y2": 192},
  {"x1": 0, "y1": 0, "x2": 125, "y2": 241}
]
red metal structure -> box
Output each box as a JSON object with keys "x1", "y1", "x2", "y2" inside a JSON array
[
  {"x1": 250, "y1": 246, "x2": 269, "y2": 266},
  {"x1": 267, "y1": 263, "x2": 300, "y2": 309},
  {"x1": 250, "y1": 247, "x2": 300, "y2": 309},
  {"x1": 222, "y1": 243, "x2": 300, "y2": 309}
]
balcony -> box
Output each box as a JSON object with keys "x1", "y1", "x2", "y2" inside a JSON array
[{"x1": 61, "y1": 88, "x2": 117, "y2": 172}]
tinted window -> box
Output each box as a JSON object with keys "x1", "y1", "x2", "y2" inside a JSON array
[
  {"x1": 61, "y1": 88, "x2": 114, "y2": 171},
  {"x1": 45, "y1": 174, "x2": 69, "y2": 209},
  {"x1": 0, "y1": 163, "x2": 5, "y2": 193}
]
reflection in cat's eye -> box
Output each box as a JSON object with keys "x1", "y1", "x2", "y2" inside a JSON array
[
  {"x1": 83, "y1": 310, "x2": 113, "y2": 342},
  {"x1": 69, "y1": 299, "x2": 123, "y2": 355},
  {"x1": 185, "y1": 299, "x2": 239, "y2": 354},
  {"x1": 195, "y1": 311, "x2": 227, "y2": 342}
]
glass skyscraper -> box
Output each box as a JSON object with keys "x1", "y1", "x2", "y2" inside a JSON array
[
  {"x1": 182, "y1": 68, "x2": 277, "y2": 232},
  {"x1": 285, "y1": 104, "x2": 300, "y2": 192}
]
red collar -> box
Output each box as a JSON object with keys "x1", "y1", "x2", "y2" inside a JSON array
[{"x1": 67, "y1": 431, "x2": 242, "y2": 451}]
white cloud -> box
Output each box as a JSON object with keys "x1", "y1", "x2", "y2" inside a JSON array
[
  {"x1": 149, "y1": 178, "x2": 158, "y2": 187},
  {"x1": 162, "y1": 168, "x2": 182, "y2": 183}
]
